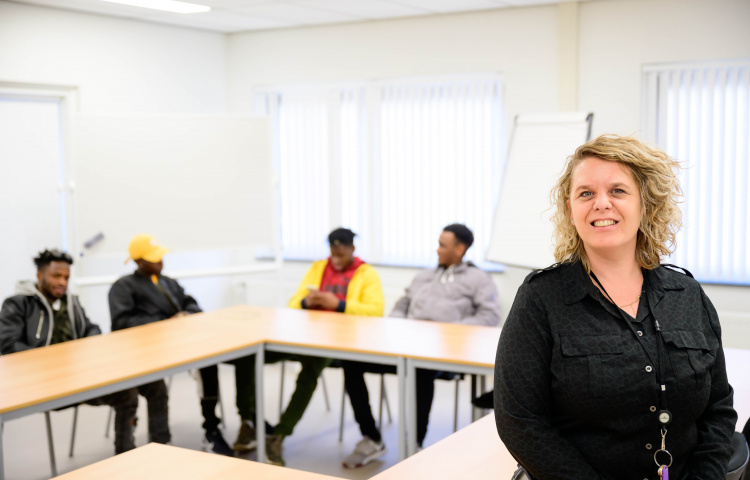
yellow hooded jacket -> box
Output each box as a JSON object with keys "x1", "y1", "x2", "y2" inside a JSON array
[{"x1": 288, "y1": 260, "x2": 384, "y2": 317}]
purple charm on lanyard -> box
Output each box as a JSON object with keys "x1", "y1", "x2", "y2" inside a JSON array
[{"x1": 659, "y1": 465, "x2": 669, "y2": 479}]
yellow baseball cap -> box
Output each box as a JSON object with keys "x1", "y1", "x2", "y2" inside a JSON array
[{"x1": 126, "y1": 234, "x2": 169, "y2": 264}]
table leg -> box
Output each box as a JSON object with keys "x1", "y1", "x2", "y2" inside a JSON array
[
  {"x1": 471, "y1": 374, "x2": 479, "y2": 422},
  {"x1": 1, "y1": 418, "x2": 5, "y2": 480},
  {"x1": 399, "y1": 357, "x2": 409, "y2": 461},
  {"x1": 405, "y1": 358, "x2": 417, "y2": 459},
  {"x1": 255, "y1": 345, "x2": 265, "y2": 463}
]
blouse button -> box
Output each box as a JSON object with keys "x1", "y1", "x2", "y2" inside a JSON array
[
  {"x1": 645, "y1": 443, "x2": 653, "y2": 450},
  {"x1": 650, "y1": 406, "x2": 657, "y2": 412},
  {"x1": 645, "y1": 365, "x2": 653, "y2": 373},
  {"x1": 637, "y1": 330, "x2": 643, "y2": 336}
]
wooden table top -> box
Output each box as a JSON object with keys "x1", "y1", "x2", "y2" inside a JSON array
[
  {"x1": 54, "y1": 443, "x2": 342, "y2": 480},
  {"x1": 372, "y1": 413, "x2": 513, "y2": 479},
  {"x1": 252, "y1": 306, "x2": 501, "y2": 367},
  {"x1": 0, "y1": 305, "x2": 499, "y2": 416},
  {"x1": 0, "y1": 308, "x2": 269, "y2": 414}
]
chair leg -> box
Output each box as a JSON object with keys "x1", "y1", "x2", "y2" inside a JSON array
[
  {"x1": 45, "y1": 411, "x2": 58, "y2": 478},
  {"x1": 382, "y1": 375, "x2": 392, "y2": 424},
  {"x1": 470, "y1": 374, "x2": 479, "y2": 422},
  {"x1": 217, "y1": 389, "x2": 226, "y2": 428},
  {"x1": 378, "y1": 375, "x2": 384, "y2": 430},
  {"x1": 453, "y1": 379, "x2": 460, "y2": 432},
  {"x1": 279, "y1": 361, "x2": 286, "y2": 417},
  {"x1": 105, "y1": 406, "x2": 114, "y2": 438},
  {"x1": 320, "y1": 371, "x2": 331, "y2": 412},
  {"x1": 69, "y1": 405, "x2": 79, "y2": 457},
  {"x1": 339, "y1": 377, "x2": 346, "y2": 443}
]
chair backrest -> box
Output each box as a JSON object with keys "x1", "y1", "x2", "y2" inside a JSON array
[{"x1": 728, "y1": 431, "x2": 749, "y2": 480}]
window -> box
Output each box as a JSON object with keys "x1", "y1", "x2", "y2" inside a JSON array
[
  {"x1": 644, "y1": 59, "x2": 750, "y2": 284},
  {"x1": 266, "y1": 75, "x2": 505, "y2": 269}
]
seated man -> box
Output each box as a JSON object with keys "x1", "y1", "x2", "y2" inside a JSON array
[
  {"x1": 108, "y1": 234, "x2": 232, "y2": 456},
  {"x1": 342, "y1": 224, "x2": 500, "y2": 468},
  {"x1": 0, "y1": 249, "x2": 140, "y2": 455},
  {"x1": 233, "y1": 227, "x2": 384, "y2": 466}
]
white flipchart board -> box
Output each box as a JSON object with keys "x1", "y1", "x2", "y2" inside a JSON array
[{"x1": 486, "y1": 112, "x2": 593, "y2": 270}]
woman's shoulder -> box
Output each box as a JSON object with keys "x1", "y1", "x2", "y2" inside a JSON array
[
  {"x1": 523, "y1": 261, "x2": 579, "y2": 287},
  {"x1": 651, "y1": 264, "x2": 702, "y2": 291}
]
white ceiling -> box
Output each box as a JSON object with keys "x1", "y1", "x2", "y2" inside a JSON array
[{"x1": 9, "y1": 0, "x2": 599, "y2": 33}]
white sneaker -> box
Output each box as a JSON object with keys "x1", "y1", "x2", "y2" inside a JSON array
[{"x1": 342, "y1": 437, "x2": 387, "y2": 469}]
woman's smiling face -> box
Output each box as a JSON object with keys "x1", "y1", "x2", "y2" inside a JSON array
[{"x1": 567, "y1": 156, "x2": 642, "y2": 258}]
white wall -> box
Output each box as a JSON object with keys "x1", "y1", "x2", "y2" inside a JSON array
[{"x1": 0, "y1": 1, "x2": 227, "y2": 114}]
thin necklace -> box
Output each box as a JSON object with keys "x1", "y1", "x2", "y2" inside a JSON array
[
  {"x1": 618, "y1": 294, "x2": 641, "y2": 309},
  {"x1": 589, "y1": 274, "x2": 641, "y2": 311}
]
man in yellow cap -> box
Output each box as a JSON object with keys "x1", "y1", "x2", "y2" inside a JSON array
[{"x1": 108, "y1": 234, "x2": 233, "y2": 456}]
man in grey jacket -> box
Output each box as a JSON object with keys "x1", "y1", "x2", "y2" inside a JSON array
[
  {"x1": 0, "y1": 249, "x2": 141, "y2": 455},
  {"x1": 342, "y1": 224, "x2": 500, "y2": 468}
]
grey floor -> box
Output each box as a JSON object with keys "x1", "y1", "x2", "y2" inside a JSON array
[{"x1": 3, "y1": 362, "x2": 489, "y2": 480}]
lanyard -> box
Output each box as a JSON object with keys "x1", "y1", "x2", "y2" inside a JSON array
[
  {"x1": 589, "y1": 270, "x2": 675, "y2": 477},
  {"x1": 588, "y1": 271, "x2": 672, "y2": 425}
]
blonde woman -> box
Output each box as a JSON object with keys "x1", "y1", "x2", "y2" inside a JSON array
[{"x1": 494, "y1": 135, "x2": 736, "y2": 479}]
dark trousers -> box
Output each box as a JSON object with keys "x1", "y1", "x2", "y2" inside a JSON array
[
  {"x1": 232, "y1": 352, "x2": 331, "y2": 436},
  {"x1": 136, "y1": 380, "x2": 171, "y2": 444},
  {"x1": 198, "y1": 365, "x2": 221, "y2": 432},
  {"x1": 86, "y1": 388, "x2": 139, "y2": 454},
  {"x1": 342, "y1": 360, "x2": 440, "y2": 445}
]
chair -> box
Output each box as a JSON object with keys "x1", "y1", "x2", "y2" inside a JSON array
[
  {"x1": 729, "y1": 431, "x2": 749, "y2": 480},
  {"x1": 338, "y1": 370, "x2": 392, "y2": 442},
  {"x1": 44, "y1": 405, "x2": 80, "y2": 478},
  {"x1": 336, "y1": 367, "x2": 467, "y2": 442},
  {"x1": 434, "y1": 371, "x2": 464, "y2": 432}
]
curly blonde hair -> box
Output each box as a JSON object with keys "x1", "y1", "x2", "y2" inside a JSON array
[{"x1": 550, "y1": 134, "x2": 682, "y2": 271}]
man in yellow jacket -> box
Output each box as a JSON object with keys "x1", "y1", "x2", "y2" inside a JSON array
[
  {"x1": 233, "y1": 228, "x2": 384, "y2": 466},
  {"x1": 288, "y1": 228, "x2": 384, "y2": 316}
]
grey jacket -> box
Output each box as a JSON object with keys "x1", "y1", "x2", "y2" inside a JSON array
[
  {"x1": 390, "y1": 262, "x2": 500, "y2": 326},
  {"x1": 0, "y1": 280, "x2": 101, "y2": 354}
]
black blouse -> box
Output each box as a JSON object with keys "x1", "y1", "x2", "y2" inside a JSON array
[{"x1": 494, "y1": 260, "x2": 736, "y2": 480}]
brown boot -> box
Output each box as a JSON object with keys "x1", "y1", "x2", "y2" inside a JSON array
[{"x1": 265, "y1": 434, "x2": 285, "y2": 466}]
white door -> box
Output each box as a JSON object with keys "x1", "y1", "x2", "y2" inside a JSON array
[{"x1": 0, "y1": 96, "x2": 67, "y2": 300}]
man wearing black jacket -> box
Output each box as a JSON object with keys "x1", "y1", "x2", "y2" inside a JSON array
[
  {"x1": 0, "y1": 249, "x2": 141, "y2": 454},
  {"x1": 109, "y1": 234, "x2": 233, "y2": 456}
]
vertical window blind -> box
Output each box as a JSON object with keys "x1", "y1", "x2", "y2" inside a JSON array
[
  {"x1": 644, "y1": 60, "x2": 750, "y2": 284},
  {"x1": 270, "y1": 75, "x2": 505, "y2": 268},
  {"x1": 278, "y1": 92, "x2": 331, "y2": 260}
]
